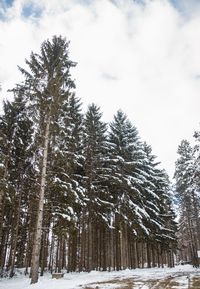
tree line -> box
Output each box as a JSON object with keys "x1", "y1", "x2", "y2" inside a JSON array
[{"x1": 0, "y1": 36, "x2": 177, "y2": 284}]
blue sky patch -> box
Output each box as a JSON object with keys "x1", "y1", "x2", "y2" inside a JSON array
[
  {"x1": 22, "y1": 3, "x2": 43, "y2": 18},
  {"x1": 0, "y1": 1, "x2": 43, "y2": 20},
  {"x1": 0, "y1": 0, "x2": 199, "y2": 21},
  {"x1": 170, "y1": 0, "x2": 200, "y2": 17},
  {"x1": 0, "y1": 0, "x2": 14, "y2": 20},
  {"x1": 3, "y1": 0, "x2": 14, "y2": 7}
]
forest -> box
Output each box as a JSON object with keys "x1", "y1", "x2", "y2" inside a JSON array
[{"x1": 0, "y1": 35, "x2": 199, "y2": 284}]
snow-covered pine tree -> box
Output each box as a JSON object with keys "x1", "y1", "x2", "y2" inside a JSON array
[
  {"x1": 0, "y1": 102, "x2": 10, "y2": 269},
  {"x1": 17, "y1": 36, "x2": 76, "y2": 284},
  {"x1": 0, "y1": 93, "x2": 34, "y2": 277},
  {"x1": 107, "y1": 111, "x2": 177, "y2": 269},
  {"x1": 142, "y1": 143, "x2": 177, "y2": 267},
  {"x1": 0, "y1": 100, "x2": 15, "y2": 276},
  {"x1": 108, "y1": 110, "x2": 151, "y2": 269},
  {"x1": 48, "y1": 94, "x2": 85, "y2": 273},
  {"x1": 81, "y1": 103, "x2": 111, "y2": 271},
  {"x1": 152, "y1": 169, "x2": 177, "y2": 267},
  {"x1": 174, "y1": 140, "x2": 200, "y2": 265}
]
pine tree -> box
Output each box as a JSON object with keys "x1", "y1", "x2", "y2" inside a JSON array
[
  {"x1": 48, "y1": 94, "x2": 84, "y2": 273},
  {"x1": 108, "y1": 112, "x2": 177, "y2": 268},
  {"x1": 0, "y1": 100, "x2": 14, "y2": 275},
  {"x1": 153, "y1": 169, "x2": 177, "y2": 267},
  {"x1": 0, "y1": 103, "x2": 9, "y2": 262},
  {"x1": 0, "y1": 93, "x2": 34, "y2": 276},
  {"x1": 83, "y1": 104, "x2": 110, "y2": 222},
  {"x1": 81, "y1": 104, "x2": 111, "y2": 271},
  {"x1": 174, "y1": 140, "x2": 200, "y2": 264},
  {"x1": 108, "y1": 111, "x2": 150, "y2": 269},
  {"x1": 16, "y1": 35, "x2": 76, "y2": 283},
  {"x1": 142, "y1": 143, "x2": 177, "y2": 258},
  {"x1": 109, "y1": 111, "x2": 147, "y2": 235}
]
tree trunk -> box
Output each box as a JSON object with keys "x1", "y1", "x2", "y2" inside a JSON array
[
  {"x1": 48, "y1": 228, "x2": 55, "y2": 273},
  {"x1": 30, "y1": 116, "x2": 51, "y2": 284},
  {"x1": 191, "y1": 191, "x2": 200, "y2": 251},
  {"x1": 0, "y1": 226, "x2": 10, "y2": 275},
  {"x1": 9, "y1": 189, "x2": 22, "y2": 278},
  {"x1": 0, "y1": 155, "x2": 9, "y2": 251}
]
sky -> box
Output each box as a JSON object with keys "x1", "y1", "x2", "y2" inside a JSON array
[{"x1": 0, "y1": 0, "x2": 200, "y2": 179}]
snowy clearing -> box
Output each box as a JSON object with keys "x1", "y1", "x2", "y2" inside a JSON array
[{"x1": 1, "y1": 265, "x2": 200, "y2": 289}]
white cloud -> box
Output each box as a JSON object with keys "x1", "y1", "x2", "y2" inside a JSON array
[{"x1": 0, "y1": 0, "x2": 200, "y2": 178}]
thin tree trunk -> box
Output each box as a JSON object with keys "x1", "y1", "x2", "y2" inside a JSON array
[
  {"x1": 24, "y1": 214, "x2": 35, "y2": 276},
  {"x1": 9, "y1": 189, "x2": 22, "y2": 278},
  {"x1": 147, "y1": 242, "x2": 151, "y2": 268},
  {"x1": 30, "y1": 116, "x2": 51, "y2": 284},
  {"x1": 79, "y1": 217, "x2": 85, "y2": 272},
  {"x1": 191, "y1": 191, "x2": 200, "y2": 251},
  {"x1": 0, "y1": 155, "x2": 9, "y2": 253},
  {"x1": 48, "y1": 229, "x2": 54, "y2": 273},
  {"x1": 0, "y1": 226, "x2": 10, "y2": 275},
  {"x1": 58, "y1": 235, "x2": 63, "y2": 273},
  {"x1": 40, "y1": 231, "x2": 46, "y2": 276}
]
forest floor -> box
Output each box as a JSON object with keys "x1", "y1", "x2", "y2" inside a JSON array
[
  {"x1": 83, "y1": 272, "x2": 200, "y2": 288},
  {"x1": 0, "y1": 265, "x2": 200, "y2": 289}
]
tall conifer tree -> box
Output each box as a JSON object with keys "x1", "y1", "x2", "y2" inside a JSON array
[
  {"x1": 0, "y1": 93, "x2": 34, "y2": 276},
  {"x1": 174, "y1": 140, "x2": 200, "y2": 263},
  {"x1": 17, "y1": 36, "x2": 76, "y2": 283},
  {"x1": 109, "y1": 110, "x2": 147, "y2": 234},
  {"x1": 81, "y1": 104, "x2": 111, "y2": 271}
]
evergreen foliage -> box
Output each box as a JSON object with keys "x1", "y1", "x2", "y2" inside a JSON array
[
  {"x1": 0, "y1": 36, "x2": 177, "y2": 282},
  {"x1": 0, "y1": 94, "x2": 34, "y2": 277},
  {"x1": 174, "y1": 139, "x2": 200, "y2": 266}
]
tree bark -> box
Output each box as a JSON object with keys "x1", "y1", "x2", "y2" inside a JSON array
[
  {"x1": 9, "y1": 189, "x2": 22, "y2": 278},
  {"x1": 0, "y1": 154, "x2": 9, "y2": 249},
  {"x1": 31, "y1": 116, "x2": 51, "y2": 284}
]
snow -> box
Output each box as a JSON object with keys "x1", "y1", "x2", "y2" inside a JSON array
[{"x1": 0, "y1": 265, "x2": 198, "y2": 289}]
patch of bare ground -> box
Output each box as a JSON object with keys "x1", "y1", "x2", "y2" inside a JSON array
[
  {"x1": 137, "y1": 277, "x2": 180, "y2": 289},
  {"x1": 82, "y1": 272, "x2": 200, "y2": 289},
  {"x1": 82, "y1": 277, "x2": 177, "y2": 289},
  {"x1": 190, "y1": 276, "x2": 200, "y2": 288},
  {"x1": 83, "y1": 278, "x2": 135, "y2": 289},
  {"x1": 83, "y1": 277, "x2": 162, "y2": 289}
]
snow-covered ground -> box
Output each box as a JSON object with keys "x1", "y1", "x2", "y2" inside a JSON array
[{"x1": 0, "y1": 265, "x2": 199, "y2": 289}]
